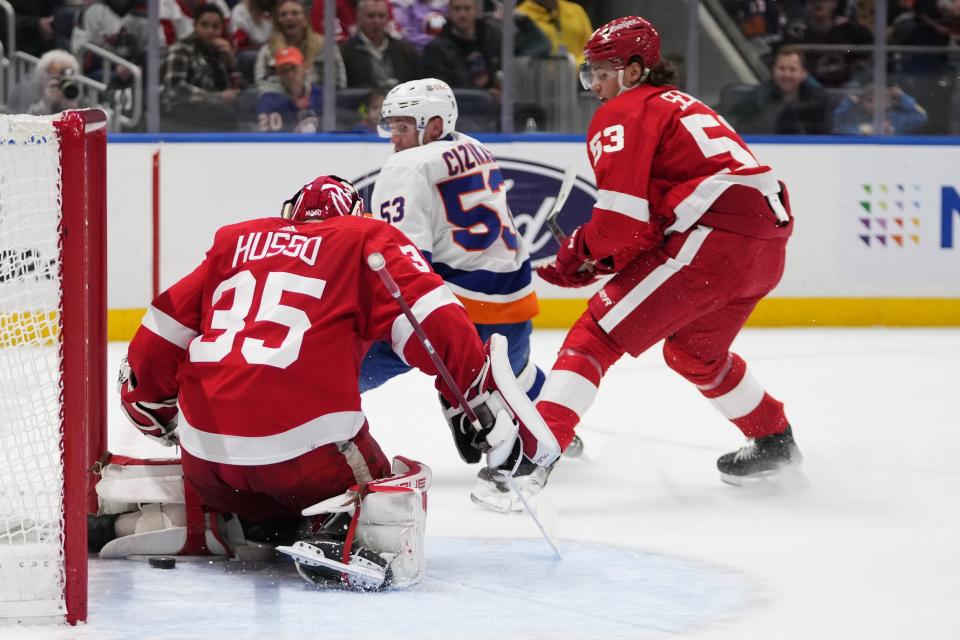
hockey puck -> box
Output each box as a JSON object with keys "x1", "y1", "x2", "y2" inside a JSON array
[{"x1": 148, "y1": 556, "x2": 176, "y2": 569}]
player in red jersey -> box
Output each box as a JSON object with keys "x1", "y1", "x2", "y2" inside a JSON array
[
  {"x1": 511, "y1": 16, "x2": 800, "y2": 497},
  {"x1": 113, "y1": 175, "x2": 559, "y2": 588}
]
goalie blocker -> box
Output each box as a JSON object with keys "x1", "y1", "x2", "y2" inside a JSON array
[{"x1": 442, "y1": 334, "x2": 560, "y2": 472}]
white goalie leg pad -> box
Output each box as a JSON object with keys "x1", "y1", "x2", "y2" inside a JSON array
[
  {"x1": 294, "y1": 457, "x2": 431, "y2": 588},
  {"x1": 95, "y1": 457, "x2": 243, "y2": 559},
  {"x1": 95, "y1": 457, "x2": 185, "y2": 514},
  {"x1": 357, "y1": 458, "x2": 430, "y2": 587},
  {"x1": 99, "y1": 507, "x2": 240, "y2": 559},
  {"x1": 487, "y1": 333, "x2": 561, "y2": 467}
]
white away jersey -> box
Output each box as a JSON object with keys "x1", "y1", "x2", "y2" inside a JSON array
[{"x1": 371, "y1": 132, "x2": 539, "y2": 324}]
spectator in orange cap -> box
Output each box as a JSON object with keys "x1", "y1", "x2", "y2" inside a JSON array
[{"x1": 254, "y1": 45, "x2": 324, "y2": 132}]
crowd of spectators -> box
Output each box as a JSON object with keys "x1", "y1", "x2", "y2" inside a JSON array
[
  {"x1": 720, "y1": 0, "x2": 959, "y2": 134},
  {"x1": 726, "y1": 45, "x2": 833, "y2": 134},
  {"x1": 4, "y1": 1, "x2": 954, "y2": 134},
  {"x1": 2, "y1": 0, "x2": 595, "y2": 132}
]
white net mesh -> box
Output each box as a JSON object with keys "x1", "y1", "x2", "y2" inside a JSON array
[{"x1": 0, "y1": 114, "x2": 66, "y2": 620}]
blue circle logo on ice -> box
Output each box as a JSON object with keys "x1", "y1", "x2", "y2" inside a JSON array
[{"x1": 352, "y1": 158, "x2": 597, "y2": 262}]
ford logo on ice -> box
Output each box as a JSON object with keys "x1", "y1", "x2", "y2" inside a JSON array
[{"x1": 352, "y1": 158, "x2": 597, "y2": 262}]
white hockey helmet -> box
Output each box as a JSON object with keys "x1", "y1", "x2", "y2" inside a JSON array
[{"x1": 378, "y1": 78, "x2": 458, "y2": 144}]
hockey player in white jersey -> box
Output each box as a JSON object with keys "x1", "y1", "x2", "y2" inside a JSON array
[{"x1": 360, "y1": 78, "x2": 567, "y2": 511}]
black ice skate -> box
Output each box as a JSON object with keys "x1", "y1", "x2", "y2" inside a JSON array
[
  {"x1": 277, "y1": 534, "x2": 392, "y2": 591},
  {"x1": 717, "y1": 426, "x2": 803, "y2": 486},
  {"x1": 87, "y1": 513, "x2": 120, "y2": 553}
]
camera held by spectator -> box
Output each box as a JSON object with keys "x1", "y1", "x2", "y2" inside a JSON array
[
  {"x1": 58, "y1": 68, "x2": 81, "y2": 101},
  {"x1": 23, "y1": 50, "x2": 95, "y2": 116}
]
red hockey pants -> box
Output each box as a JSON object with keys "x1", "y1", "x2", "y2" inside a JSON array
[
  {"x1": 538, "y1": 225, "x2": 790, "y2": 449},
  {"x1": 181, "y1": 422, "x2": 390, "y2": 521}
]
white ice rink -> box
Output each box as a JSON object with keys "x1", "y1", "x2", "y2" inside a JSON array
[{"x1": 7, "y1": 328, "x2": 960, "y2": 639}]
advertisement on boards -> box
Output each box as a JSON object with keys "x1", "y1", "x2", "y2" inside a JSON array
[{"x1": 840, "y1": 146, "x2": 960, "y2": 294}]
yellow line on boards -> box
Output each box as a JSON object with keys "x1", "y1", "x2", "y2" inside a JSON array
[
  {"x1": 530, "y1": 298, "x2": 960, "y2": 329},
  {"x1": 101, "y1": 299, "x2": 960, "y2": 343}
]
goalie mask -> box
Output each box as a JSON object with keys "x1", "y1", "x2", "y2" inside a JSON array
[
  {"x1": 580, "y1": 16, "x2": 661, "y2": 91},
  {"x1": 281, "y1": 175, "x2": 364, "y2": 222}
]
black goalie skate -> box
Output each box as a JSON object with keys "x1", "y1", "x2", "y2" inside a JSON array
[
  {"x1": 277, "y1": 534, "x2": 392, "y2": 591},
  {"x1": 717, "y1": 425, "x2": 803, "y2": 486}
]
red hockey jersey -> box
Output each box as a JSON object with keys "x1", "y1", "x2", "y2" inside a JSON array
[
  {"x1": 582, "y1": 84, "x2": 792, "y2": 269},
  {"x1": 123, "y1": 215, "x2": 484, "y2": 466}
]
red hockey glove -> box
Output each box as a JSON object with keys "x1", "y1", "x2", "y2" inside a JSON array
[
  {"x1": 537, "y1": 227, "x2": 598, "y2": 287},
  {"x1": 117, "y1": 357, "x2": 179, "y2": 447},
  {"x1": 537, "y1": 262, "x2": 597, "y2": 288}
]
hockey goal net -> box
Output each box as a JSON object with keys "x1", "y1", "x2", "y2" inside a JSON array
[{"x1": 0, "y1": 110, "x2": 107, "y2": 625}]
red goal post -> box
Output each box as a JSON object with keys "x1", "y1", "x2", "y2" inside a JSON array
[{"x1": 0, "y1": 109, "x2": 107, "y2": 625}]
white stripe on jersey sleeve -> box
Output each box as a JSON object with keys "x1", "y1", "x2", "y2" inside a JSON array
[
  {"x1": 390, "y1": 285, "x2": 464, "y2": 364},
  {"x1": 667, "y1": 170, "x2": 781, "y2": 234},
  {"x1": 595, "y1": 189, "x2": 650, "y2": 222},
  {"x1": 142, "y1": 305, "x2": 198, "y2": 349}
]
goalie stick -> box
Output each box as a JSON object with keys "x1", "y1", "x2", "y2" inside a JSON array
[{"x1": 367, "y1": 252, "x2": 562, "y2": 560}]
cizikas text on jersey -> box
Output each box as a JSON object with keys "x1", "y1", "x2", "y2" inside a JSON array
[{"x1": 442, "y1": 142, "x2": 496, "y2": 177}]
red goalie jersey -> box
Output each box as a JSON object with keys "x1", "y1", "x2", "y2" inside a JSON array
[
  {"x1": 582, "y1": 84, "x2": 792, "y2": 270},
  {"x1": 123, "y1": 215, "x2": 484, "y2": 469}
]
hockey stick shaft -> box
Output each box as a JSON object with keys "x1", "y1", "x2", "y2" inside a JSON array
[
  {"x1": 367, "y1": 252, "x2": 562, "y2": 559},
  {"x1": 502, "y1": 473, "x2": 562, "y2": 559},
  {"x1": 544, "y1": 164, "x2": 578, "y2": 243},
  {"x1": 543, "y1": 166, "x2": 595, "y2": 275},
  {"x1": 366, "y1": 253, "x2": 482, "y2": 431}
]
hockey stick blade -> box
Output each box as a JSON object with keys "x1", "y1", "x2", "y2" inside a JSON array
[
  {"x1": 544, "y1": 165, "x2": 579, "y2": 243},
  {"x1": 502, "y1": 472, "x2": 562, "y2": 560}
]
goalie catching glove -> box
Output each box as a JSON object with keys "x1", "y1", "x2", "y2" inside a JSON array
[
  {"x1": 441, "y1": 334, "x2": 561, "y2": 472},
  {"x1": 118, "y1": 356, "x2": 179, "y2": 447}
]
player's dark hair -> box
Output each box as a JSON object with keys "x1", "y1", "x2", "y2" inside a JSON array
[
  {"x1": 645, "y1": 59, "x2": 678, "y2": 86},
  {"x1": 195, "y1": 4, "x2": 224, "y2": 22}
]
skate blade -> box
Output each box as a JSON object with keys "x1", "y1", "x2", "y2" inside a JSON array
[
  {"x1": 276, "y1": 541, "x2": 386, "y2": 583},
  {"x1": 471, "y1": 484, "x2": 552, "y2": 514},
  {"x1": 720, "y1": 462, "x2": 808, "y2": 489},
  {"x1": 470, "y1": 490, "x2": 522, "y2": 514}
]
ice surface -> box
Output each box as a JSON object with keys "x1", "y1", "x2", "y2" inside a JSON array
[{"x1": 4, "y1": 328, "x2": 959, "y2": 639}]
